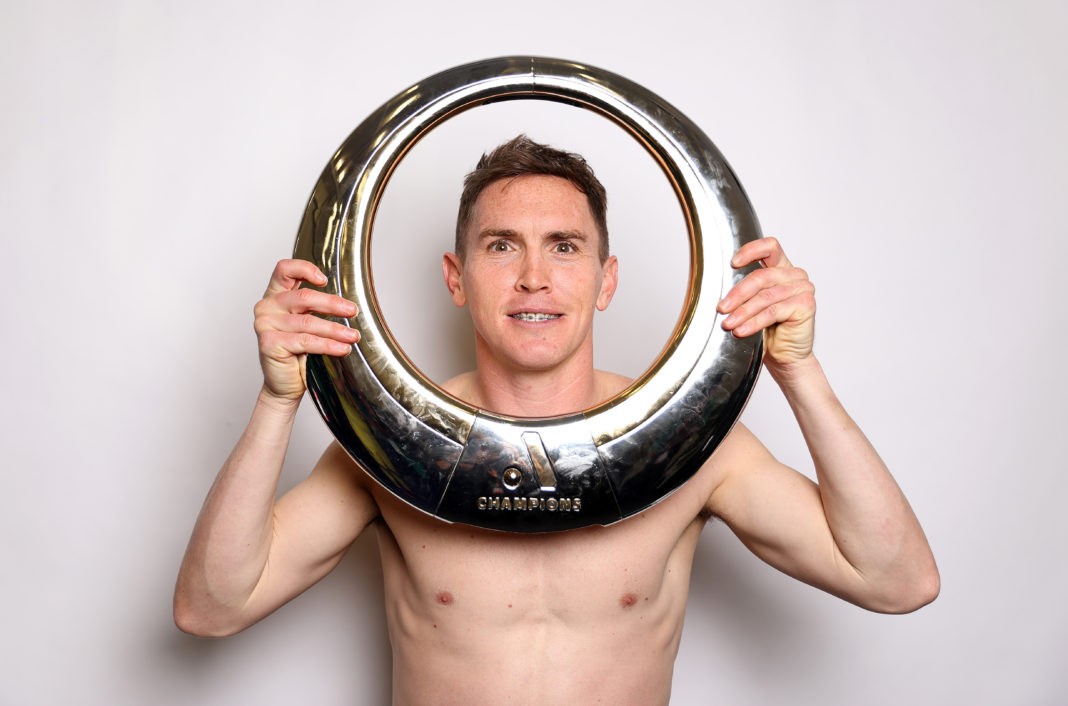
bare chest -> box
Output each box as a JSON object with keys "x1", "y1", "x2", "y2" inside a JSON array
[{"x1": 371, "y1": 481, "x2": 708, "y2": 625}]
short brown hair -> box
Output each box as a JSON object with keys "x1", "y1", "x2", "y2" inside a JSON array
[{"x1": 454, "y1": 135, "x2": 609, "y2": 262}]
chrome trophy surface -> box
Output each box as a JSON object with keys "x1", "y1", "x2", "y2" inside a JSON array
[{"x1": 294, "y1": 56, "x2": 764, "y2": 532}]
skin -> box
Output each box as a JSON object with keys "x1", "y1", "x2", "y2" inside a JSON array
[{"x1": 175, "y1": 175, "x2": 939, "y2": 705}]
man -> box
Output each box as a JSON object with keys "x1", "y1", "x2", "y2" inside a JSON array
[{"x1": 175, "y1": 136, "x2": 938, "y2": 705}]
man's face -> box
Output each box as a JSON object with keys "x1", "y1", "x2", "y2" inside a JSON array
[{"x1": 443, "y1": 175, "x2": 618, "y2": 376}]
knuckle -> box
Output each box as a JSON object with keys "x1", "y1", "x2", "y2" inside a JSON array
[
  {"x1": 757, "y1": 286, "x2": 780, "y2": 304},
  {"x1": 271, "y1": 259, "x2": 295, "y2": 280},
  {"x1": 789, "y1": 278, "x2": 814, "y2": 297},
  {"x1": 253, "y1": 311, "x2": 274, "y2": 334},
  {"x1": 742, "y1": 270, "x2": 768, "y2": 289}
]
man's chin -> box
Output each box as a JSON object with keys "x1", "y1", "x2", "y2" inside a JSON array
[
  {"x1": 495, "y1": 349, "x2": 571, "y2": 375},
  {"x1": 507, "y1": 357, "x2": 566, "y2": 374},
  {"x1": 474, "y1": 334, "x2": 588, "y2": 377}
]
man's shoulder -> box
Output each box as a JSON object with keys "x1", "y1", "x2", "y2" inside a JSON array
[
  {"x1": 440, "y1": 371, "x2": 478, "y2": 404},
  {"x1": 708, "y1": 421, "x2": 768, "y2": 465},
  {"x1": 593, "y1": 370, "x2": 632, "y2": 401},
  {"x1": 316, "y1": 440, "x2": 378, "y2": 494}
]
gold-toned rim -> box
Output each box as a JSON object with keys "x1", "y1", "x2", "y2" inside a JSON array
[{"x1": 318, "y1": 57, "x2": 742, "y2": 447}]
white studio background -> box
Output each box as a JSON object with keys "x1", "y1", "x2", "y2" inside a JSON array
[{"x1": 1, "y1": 1, "x2": 1065, "y2": 704}]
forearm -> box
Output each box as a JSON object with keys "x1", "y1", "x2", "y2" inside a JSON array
[
  {"x1": 770, "y1": 355, "x2": 939, "y2": 611},
  {"x1": 174, "y1": 387, "x2": 299, "y2": 634}
]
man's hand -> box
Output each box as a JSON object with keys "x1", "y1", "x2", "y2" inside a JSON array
[
  {"x1": 717, "y1": 237, "x2": 816, "y2": 373},
  {"x1": 253, "y1": 259, "x2": 360, "y2": 402}
]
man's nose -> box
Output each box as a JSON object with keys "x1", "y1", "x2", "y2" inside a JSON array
[{"x1": 516, "y1": 252, "x2": 551, "y2": 292}]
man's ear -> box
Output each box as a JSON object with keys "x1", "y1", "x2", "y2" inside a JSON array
[
  {"x1": 442, "y1": 252, "x2": 466, "y2": 307},
  {"x1": 596, "y1": 255, "x2": 619, "y2": 311}
]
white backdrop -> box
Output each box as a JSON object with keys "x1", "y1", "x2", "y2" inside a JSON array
[{"x1": 2, "y1": 1, "x2": 1066, "y2": 704}]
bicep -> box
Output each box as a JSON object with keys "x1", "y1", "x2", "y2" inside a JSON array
[{"x1": 705, "y1": 425, "x2": 866, "y2": 604}]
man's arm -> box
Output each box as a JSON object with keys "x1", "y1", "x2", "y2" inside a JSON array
[
  {"x1": 708, "y1": 238, "x2": 939, "y2": 613},
  {"x1": 174, "y1": 259, "x2": 378, "y2": 637}
]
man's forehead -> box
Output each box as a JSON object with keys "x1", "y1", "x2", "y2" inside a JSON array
[
  {"x1": 469, "y1": 175, "x2": 594, "y2": 224},
  {"x1": 483, "y1": 173, "x2": 583, "y2": 194}
]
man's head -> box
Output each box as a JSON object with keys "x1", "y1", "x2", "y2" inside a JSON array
[
  {"x1": 442, "y1": 136, "x2": 618, "y2": 378},
  {"x1": 454, "y1": 135, "x2": 609, "y2": 263}
]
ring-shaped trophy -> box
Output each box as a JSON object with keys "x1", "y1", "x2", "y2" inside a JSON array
[{"x1": 295, "y1": 56, "x2": 763, "y2": 532}]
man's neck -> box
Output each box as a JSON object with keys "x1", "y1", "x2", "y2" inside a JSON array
[
  {"x1": 461, "y1": 343, "x2": 604, "y2": 417},
  {"x1": 470, "y1": 372, "x2": 598, "y2": 418},
  {"x1": 442, "y1": 366, "x2": 632, "y2": 418}
]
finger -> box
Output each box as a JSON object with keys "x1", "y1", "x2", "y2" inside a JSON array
[
  {"x1": 259, "y1": 329, "x2": 357, "y2": 359},
  {"x1": 259, "y1": 287, "x2": 359, "y2": 319},
  {"x1": 726, "y1": 291, "x2": 815, "y2": 338},
  {"x1": 718, "y1": 265, "x2": 810, "y2": 314},
  {"x1": 721, "y1": 278, "x2": 815, "y2": 332},
  {"x1": 256, "y1": 310, "x2": 361, "y2": 344},
  {"x1": 264, "y1": 259, "x2": 328, "y2": 297},
  {"x1": 730, "y1": 301, "x2": 803, "y2": 339},
  {"x1": 730, "y1": 237, "x2": 792, "y2": 270}
]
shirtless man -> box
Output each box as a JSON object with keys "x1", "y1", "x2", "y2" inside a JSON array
[{"x1": 174, "y1": 136, "x2": 939, "y2": 705}]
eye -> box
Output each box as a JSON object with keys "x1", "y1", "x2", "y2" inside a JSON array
[
  {"x1": 554, "y1": 241, "x2": 577, "y2": 254},
  {"x1": 489, "y1": 239, "x2": 512, "y2": 252}
]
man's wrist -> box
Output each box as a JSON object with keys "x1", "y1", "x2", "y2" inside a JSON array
[
  {"x1": 765, "y1": 353, "x2": 824, "y2": 389},
  {"x1": 256, "y1": 385, "x2": 303, "y2": 417}
]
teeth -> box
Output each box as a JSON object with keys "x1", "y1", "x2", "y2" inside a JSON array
[{"x1": 512, "y1": 313, "x2": 560, "y2": 322}]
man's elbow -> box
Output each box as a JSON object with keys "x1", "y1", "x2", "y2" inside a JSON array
[
  {"x1": 906, "y1": 564, "x2": 941, "y2": 611},
  {"x1": 868, "y1": 564, "x2": 941, "y2": 614},
  {"x1": 173, "y1": 593, "x2": 248, "y2": 638}
]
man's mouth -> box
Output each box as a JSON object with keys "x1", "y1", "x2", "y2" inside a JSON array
[{"x1": 510, "y1": 312, "x2": 561, "y2": 322}]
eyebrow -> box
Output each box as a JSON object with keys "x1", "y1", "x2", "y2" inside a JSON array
[
  {"x1": 547, "y1": 230, "x2": 589, "y2": 243},
  {"x1": 477, "y1": 229, "x2": 590, "y2": 242},
  {"x1": 477, "y1": 228, "x2": 518, "y2": 241}
]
